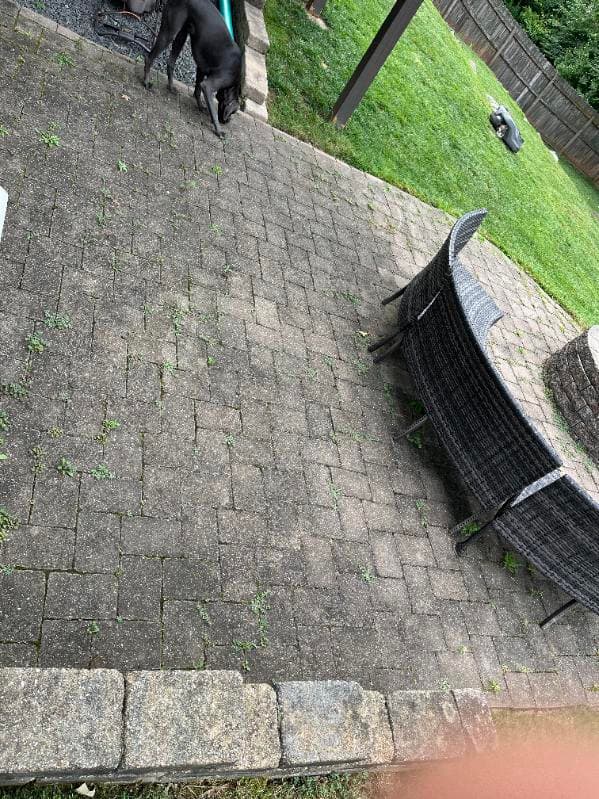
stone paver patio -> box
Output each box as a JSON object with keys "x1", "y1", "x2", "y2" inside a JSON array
[{"x1": 1, "y1": 0, "x2": 598, "y2": 709}]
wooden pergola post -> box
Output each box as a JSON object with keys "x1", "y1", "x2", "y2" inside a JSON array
[{"x1": 331, "y1": 0, "x2": 424, "y2": 127}]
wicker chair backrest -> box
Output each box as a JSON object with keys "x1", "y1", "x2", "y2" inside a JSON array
[
  {"x1": 453, "y1": 263, "x2": 503, "y2": 349},
  {"x1": 398, "y1": 209, "x2": 487, "y2": 327},
  {"x1": 402, "y1": 264, "x2": 562, "y2": 508},
  {"x1": 495, "y1": 475, "x2": 599, "y2": 614}
]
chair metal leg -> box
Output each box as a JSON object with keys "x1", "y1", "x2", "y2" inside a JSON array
[
  {"x1": 454, "y1": 492, "x2": 519, "y2": 553},
  {"x1": 539, "y1": 599, "x2": 577, "y2": 630},
  {"x1": 367, "y1": 329, "x2": 400, "y2": 353},
  {"x1": 450, "y1": 513, "x2": 479, "y2": 537},
  {"x1": 381, "y1": 284, "x2": 407, "y2": 306},
  {"x1": 455, "y1": 522, "x2": 490, "y2": 555},
  {"x1": 372, "y1": 330, "x2": 405, "y2": 363},
  {"x1": 401, "y1": 414, "x2": 428, "y2": 437}
]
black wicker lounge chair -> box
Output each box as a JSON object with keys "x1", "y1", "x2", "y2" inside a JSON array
[
  {"x1": 371, "y1": 210, "x2": 599, "y2": 630},
  {"x1": 373, "y1": 210, "x2": 562, "y2": 514},
  {"x1": 456, "y1": 475, "x2": 599, "y2": 628},
  {"x1": 369, "y1": 209, "x2": 489, "y2": 364}
]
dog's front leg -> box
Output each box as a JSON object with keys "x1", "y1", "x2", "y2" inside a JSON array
[{"x1": 199, "y1": 77, "x2": 224, "y2": 138}]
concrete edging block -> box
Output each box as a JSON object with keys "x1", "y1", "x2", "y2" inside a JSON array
[
  {"x1": 244, "y1": 1, "x2": 270, "y2": 54},
  {"x1": 239, "y1": 0, "x2": 269, "y2": 119},
  {"x1": 0, "y1": 668, "x2": 124, "y2": 779},
  {"x1": 0, "y1": 667, "x2": 498, "y2": 783},
  {"x1": 244, "y1": 97, "x2": 269, "y2": 123},
  {"x1": 452, "y1": 689, "x2": 498, "y2": 753},
  {"x1": 123, "y1": 672, "x2": 282, "y2": 773},
  {"x1": 244, "y1": 46, "x2": 268, "y2": 107},
  {"x1": 276, "y1": 680, "x2": 393, "y2": 767},
  {"x1": 387, "y1": 690, "x2": 467, "y2": 762}
]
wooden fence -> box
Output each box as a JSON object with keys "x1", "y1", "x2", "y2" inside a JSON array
[{"x1": 433, "y1": 0, "x2": 599, "y2": 187}]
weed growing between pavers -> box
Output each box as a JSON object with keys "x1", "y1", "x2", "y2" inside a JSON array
[
  {"x1": 197, "y1": 602, "x2": 212, "y2": 625},
  {"x1": 414, "y1": 500, "x2": 429, "y2": 530},
  {"x1": 231, "y1": 590, "x2": 272, "y2": 671},
  {"x1": 91, "y1": 464, "x2": 115, "y2": 480},
  {"x1": 1, "y1": 306, "x2": 70, "y2": 468},
  {"x1": 337, "y1": 291, "x2": 361, "y2": 308},
  {"x1": 30, "y1": 445, "x2": 46, "y2": 475},
  {"x1": 232, "y1": 639, "x2": 257, "y2": 671},
  {"x1": 95, "y1": 418, "x2": 121, "y2": 445},
  {"x1": 250, "y1": 590, "x2": 271, "y2": 648},
  {"x1": 0, "y1": 506, "x2": 19, "y2": 542},
  {"x1": 44, "y1": 311, "x2": 71, "y2": 330},
  {"x1": 359, "y1": 567, "x2": 375, "y2": 584},
  {"x1": 406, "y1": 430, "x2": 423, "y2": 448},
  {"x1": 170, "y1": 306, "x2": 189, "y2": 336},
  {"x1": 55, "y1": 50, "x2": 74, "y2": 68},
  {"x1": 38, "y1": 122, "x2": 60, "y2": 148},
  {"x1": 26, "y1": 332, "x2": 47, "y2": 354},
  {"x1": 329, "y1": 482, "x2": 343, "y2": 509},
  {"x1": 56, "y1": 456, "x2": 75, "y2": 477},
  {"x1": 353, "y1": 358, "x2": 369, "y2": 377},
  {"x1": 460, "y1": 521, "x2": 481, "y2": 537},
  {"x1": 502, "y1": 551, "x2": 521, "y2": 576},
  {"x1": 179, "y1": 179, "x2": 199, "y2": 192}
]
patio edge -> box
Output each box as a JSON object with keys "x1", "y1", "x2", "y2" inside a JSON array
[{"x1": 0, "y1": 669, "x2": 497, "y2": 784}]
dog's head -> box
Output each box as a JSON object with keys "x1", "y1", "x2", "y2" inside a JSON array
[{"x1": 217, "y1": 84, "x2": 240, "y2": 125}]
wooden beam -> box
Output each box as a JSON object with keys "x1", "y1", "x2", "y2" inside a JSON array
[
  {"x1": 306, "y1": 0, "x2": 328, "y2": 17},
  {"x1": 331, "y1": 0, "x2": 424, "y2": 127}
]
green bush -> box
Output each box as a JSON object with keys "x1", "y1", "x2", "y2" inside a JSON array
[{"x1": 508, "y1": 0, "x2": 599, "y2": 110}]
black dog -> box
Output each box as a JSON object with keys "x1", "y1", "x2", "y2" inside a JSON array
[{"x1": 143, "y1": 0, "x2": 241, "y2": 137}]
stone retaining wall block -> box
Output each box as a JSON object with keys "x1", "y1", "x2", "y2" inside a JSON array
[
  {"x1": 0, "y1": 668, "x2": 124, "y2": 778},
  {"x1": 276, "y1": 680, "x2": 392, "y2": 767},
  {"x1": 452, "y1": 689, "x2": 497, "y2": 753},
  {"x1": 124, "y1": 671, "x2": 245, "y2": 770},
  {"x1": 387, "y1": 690, "x2": 466, "y2": 762},
  {"x1": 244, "y1": 1, "x2": 270, "y2": 54}
]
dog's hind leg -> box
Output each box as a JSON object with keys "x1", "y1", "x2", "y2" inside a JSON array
[
  {"x1": 167, "y1": 24, "x2": 188, "y2": 92},
  {"x1": 144, "y1": 5, "x2": 187, "y2": 88},
  {"x1": 193, "y1": 67, "x2": 209, "y2": 114}
]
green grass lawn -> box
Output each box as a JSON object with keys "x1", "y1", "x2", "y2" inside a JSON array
[
  {"x1": 0, "y1": 775, "x2": 370, "y2": 799},
  {"x1": 264, "y1": 0, "x2": 599, "y2": 326}
]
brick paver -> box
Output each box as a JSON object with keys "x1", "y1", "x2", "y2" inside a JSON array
[{"x1": 1, "y1": 0, "x2": 598, "y2": 708}]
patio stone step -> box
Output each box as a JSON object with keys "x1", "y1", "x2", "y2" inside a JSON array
[{"x1": 0, "y1": 668, "x2": 496, "y2": 784}]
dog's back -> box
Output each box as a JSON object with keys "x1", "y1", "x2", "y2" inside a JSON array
[
  {"x1": 144, "y1": 0, "x2": 241, "y2": 134},
  {"x1": 182, "y1": 0, "x2": 241, "y2": 74}
]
